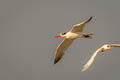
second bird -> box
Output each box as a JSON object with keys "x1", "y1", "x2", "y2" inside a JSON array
[
  {"x1": 54, "y1": 16, "x2": 93, "y2": 64},
  {"x1": 81, "y1": 44, "x2": 120, "y2": 72}
]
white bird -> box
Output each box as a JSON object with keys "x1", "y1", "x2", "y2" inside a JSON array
[
  {"x1": 54, "y1": 17, "x2": 93, "y2": 64},
  {"x1": 81, "y1": 44, "x2": 120, "y2": 72}
]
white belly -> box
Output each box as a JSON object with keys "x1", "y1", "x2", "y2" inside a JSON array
[{"x1": 66, "y1": 32, "x2": 79, "y2": 39}]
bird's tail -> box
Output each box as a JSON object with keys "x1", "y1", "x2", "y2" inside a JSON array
[{"x1": 83, "y1": 33, "x2": 93, "y2": 39}]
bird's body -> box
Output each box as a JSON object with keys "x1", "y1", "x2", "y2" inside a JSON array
[
  {"x1": 54, "y1": 16, "x2": 93, "y2": 64},
  {"x1": 64, "y1": 32, "x2": 79, "y2": 39},
  {"x1": 64, "y1": 32, "x2": 92, "y2": 39},
  {"x1": 81, "y1": 44, "x2": 120, "y2": 72}
]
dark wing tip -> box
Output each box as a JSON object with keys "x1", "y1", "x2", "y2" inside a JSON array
[
  {"x1": 83, "y1": 16, "x2": 93, "y2": 24},
  {"x1": 54, "y1": 60, "x2": 58, "y2": 64},
  {"x1": 87, "y1": 16, "x2": 92, "y2": 22},
  {"x1": 89, "y1": 16, "x2": 92, "y2": 20},
  {"x1": 90, "y1": 16, "x2": 93, "y2": 19},
  {"x1": 54, "y1": 55, "x2": 62, "y2": 64},
  {"x1": 54, "y1": 58, "x2": 60, "y2": 64}
]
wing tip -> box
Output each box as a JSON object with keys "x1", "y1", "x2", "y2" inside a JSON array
[
  {"x1": 90, "y1": 16, "x2": 92, "y2": 19},
  {"x1": 54, "y1": 60, "x2": 58, "y2": 64},
  {"x1": 81, "y1": 65, "x2": 87, "y2": 72},
  {"x1": 87, "y1": 16, "x2": 92, "y2": 22},
  {"x1": 54, "y1": 57, "x2": 61, "y2": 64},
  {"x1": 83, "y1": 16, "x2": 93, "y2": 24}
]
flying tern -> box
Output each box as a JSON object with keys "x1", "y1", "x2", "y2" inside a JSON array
[
  {"x1": 54, "y1": 16, "x2": 93, "y2": 64},
  {"x1": 81, "y1": 44, "x2": 120, "y2": 72}
]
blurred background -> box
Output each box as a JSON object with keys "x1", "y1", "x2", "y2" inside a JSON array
[{"x1": 0, "y1": 0, "x2": 120, "y2": 80}]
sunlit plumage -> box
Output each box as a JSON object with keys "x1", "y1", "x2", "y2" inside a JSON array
[
  {"x1": 54, "y1": 17, "x2": 93, "y2": 64},
  {"x1": 81, "y1": 44, "x2": 120, "y2": 72}
]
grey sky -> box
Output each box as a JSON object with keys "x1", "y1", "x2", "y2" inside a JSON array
[{"x1": 0, "y1": 0, "x2": 120, "y2": 80}]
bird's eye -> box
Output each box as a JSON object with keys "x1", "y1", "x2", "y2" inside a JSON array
[
  {"x1": 62, "y1": 32, "x2": 66, "y2": 35},
  {"x1": 107, "y1": 45, "x2": 110, "y2": 47}
]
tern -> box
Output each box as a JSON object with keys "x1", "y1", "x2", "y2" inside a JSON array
[
  {"x1": 81, "y1": 44, "x2": 120, "y2": 72},
  {"x1": 54, "y1": 16, "x2": 93, "y2": 64}
]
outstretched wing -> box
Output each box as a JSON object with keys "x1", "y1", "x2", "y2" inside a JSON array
[
  {"x1": 111, "y1": 44, "x2": 120, "y2": 47},
  {"x1": 54, "y1": 39, "x2": 74, "y2": 64},
  {"x1": 81, "y1": 47, "x2": 102, "y2": 72},
  {"x1": 70, "y1": 16, "x2": 92, "y2": 33}
]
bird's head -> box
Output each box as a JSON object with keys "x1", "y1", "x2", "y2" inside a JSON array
[
  {"x1": 101, "y1": 44, "x2": 112, "y2": 52},
  {"x1": 55, "y1": 32, "x2": 67, "y2": 38}
]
